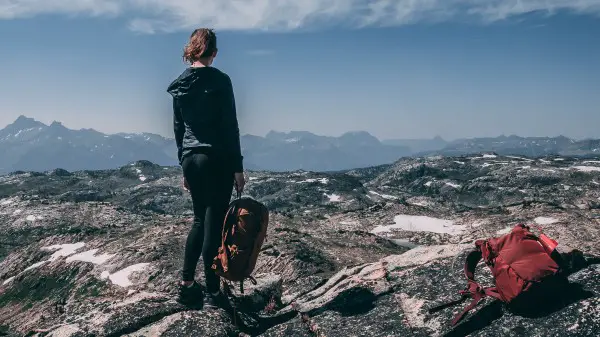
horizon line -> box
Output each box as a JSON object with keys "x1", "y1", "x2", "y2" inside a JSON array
[{"x1": 3, "y1": 114, "x2": 596, "y2": 143}]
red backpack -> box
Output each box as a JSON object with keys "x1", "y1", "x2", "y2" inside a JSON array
[{"x1": 430, "y1": 224, "x2": 563, "y2": 325}]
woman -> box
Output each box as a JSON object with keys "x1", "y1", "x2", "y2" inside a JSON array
[{"x1": 167, "y1": 28, "x2": 245, "y2": 308}]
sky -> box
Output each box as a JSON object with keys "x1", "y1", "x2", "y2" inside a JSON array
[{"x1": 0, "y1": 1, "x2": 599, "y2": 141}]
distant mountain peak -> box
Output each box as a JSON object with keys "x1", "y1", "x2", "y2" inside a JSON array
[{"x1": 10, "y1": 115, "x2": 45, "y2": 129}]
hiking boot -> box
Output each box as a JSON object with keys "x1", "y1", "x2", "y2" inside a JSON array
[
  {"x1": 203, "y1": 290, "x2": 231, "y2": 310},
  {"x1": 177, "y1": 281, "x2": 203, "y2": 307}
]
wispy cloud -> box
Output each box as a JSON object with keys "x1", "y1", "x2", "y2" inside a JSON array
[{"x1": 1, "y1": 1, "x2": 600, "y2": 33}]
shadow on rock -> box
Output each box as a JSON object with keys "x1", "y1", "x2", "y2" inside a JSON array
[
  {"x1": 226, "y1": 286, "x2": 380, "y2": 335},
  {"x1": 443, "y1": 301, "x2": 504, "y2": 337},
  {"x1": 327, "y1": 287, "x2": 378, "y2": 317},
  {"x1": 507, "y1": 277, "x2": 594, "y2": 319}
]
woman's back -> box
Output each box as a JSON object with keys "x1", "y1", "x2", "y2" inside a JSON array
[{"x1": 168, "y1": 65, "x2": 242, "y2": 173}]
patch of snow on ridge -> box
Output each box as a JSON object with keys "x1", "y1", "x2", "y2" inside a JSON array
[
  {"x1": 66, "y1": 249, "x2": 115, "y2": 265},
  {"x1": 24, "y1": 261, "x2": 49, "y2": 272},
  {"x1": 297, "y1": 178, "x2": 328, "y2": 184},
  {"x1": 101, "y1": 263, "x2": 150, "y2": 288},
  {"x1": 572, "y1": 166, "x2": 600, "y2": 172},
  {"x1": 372, "y1": 215, "x2": 464, "y2": 235},
  {"x1": 25, "y1": 215, "x2": 43, "y2": 221},
  {"x1": 506, "y1": 155, "x2": 534, "y2": 162},
  {"x1": 41, "y1": 242, "x2": 86, "y2": 261},
  {"x1": 445, "y1": 182, "x2": 461, "y2": 189},
  {"x1": 324, "y1": 193, "x2": 341, "y2": 202},
  {"x1": 482, "y1": 154, "x2": 497, "y2": 158},
  {"x1": 369, "y1": 190, "x2": 398, "y2": 200}
]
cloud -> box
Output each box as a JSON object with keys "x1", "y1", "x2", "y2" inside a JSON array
[{"x1": 1, "y1": 1, "x2": 600, "y2": 33}]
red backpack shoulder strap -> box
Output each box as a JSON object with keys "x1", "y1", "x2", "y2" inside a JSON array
[
  {"x1": 428, "y1": 241, "x2": 503, "y2": 326},
  {"x1": 450, "y1": 248, "x2": 502, "y2": 325}
]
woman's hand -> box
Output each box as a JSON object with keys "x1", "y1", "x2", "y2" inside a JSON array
[
  {"x1": 234, "y1": 172, "x2": 245, "y2": 195},
  {"x1": 183, "y1": 176, "x2": 190, "y2": 192}
]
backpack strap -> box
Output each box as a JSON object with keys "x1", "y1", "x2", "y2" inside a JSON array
[
  {"x1": 428, "y1": 247, "x2": 503, "y2": 326},
  {"x1": 451, "y1": 249, "x2": 503, "y2": 325}
]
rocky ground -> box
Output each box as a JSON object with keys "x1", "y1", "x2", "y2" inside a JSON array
[{"x1": 0, "y1": 154, "x2": 599, "y2": 336}]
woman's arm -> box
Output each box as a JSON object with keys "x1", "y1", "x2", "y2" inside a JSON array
[
  {"x1": 221, "y1": 74, "x2": 244, "y2": 172},
  {"x1": 173, "y1": 99, "x2": 185, "y2": 165}
]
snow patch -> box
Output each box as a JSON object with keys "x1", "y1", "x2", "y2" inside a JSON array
[
  {"x1": 297, "y1": 178, "x2": 328, "y2": 184},
  {"x1": 41, "y1": 242, "x2": 86, "y2": 261},
  {"x1": 409, "y1": 200, "x2": 431, "y2": 207},
  {"x1": 534, "y1": 217, "x2": 559, "y2": 225},
  {"x1": 369, "y1": 190, "x2": 398, "y2": 200},
  {"x1": 572, "y1": 166, "x2": 600, "y2": 172},
  {"x1": 453, "y1": 161, "x2": 465, "y2": 165},
  {"x1": 2, "y1": 276, "x2": 15, "y2": 285},
  {"x1": 372, "y1": 215, "x2": 464, "y2": 235},
  {"x1": 139, "y1": 176, "x2": 147, "y2": 182},
  {"x1": 445, "y1": 182, "x2": 461, "y2": 189},
  {"x1": 24, "y1": 260, "x2": 49, "y2": 272},
  {"x1": 324, "y1": 193, "x2": 341, "y2": 202},
  {"x1": 12, "y1": 209, "x2": 22, "y2": 215},
  {"x1": 506, "y1": 156, "x2": 533, "y2": 161},
  {"x1": 101, "y1": 263, "x2": 150, "y2": 287},
  {"x1": 25, "y1": 215, "x2": 43, "y2": 221},
  {"x1": 66, "y1": 249, "x2": 115, "y2": 265},
  {"x1": 424, "y1": 181, "x2": 434, "y2": 187},
  {"x1": 482, "y1": 154, "x2": 497, "y2": 158}
]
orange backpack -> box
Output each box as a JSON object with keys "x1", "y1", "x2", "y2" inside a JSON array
[{"x1": 211, "y1": 196, "x2": 269, "y2": 293}]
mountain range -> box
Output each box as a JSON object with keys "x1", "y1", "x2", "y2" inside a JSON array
[{"x1": 1, "y1": 115, "x2": 599, "y2": 174}]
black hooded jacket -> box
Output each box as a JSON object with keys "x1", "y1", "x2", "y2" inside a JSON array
[{"x1": 167, "y1": 67, "x2": 243, "y2": 172}]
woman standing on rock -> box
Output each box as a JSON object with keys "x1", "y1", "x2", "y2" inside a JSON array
[{"x1": 167, "y1": 28, "x2": 245, "y2": 308}]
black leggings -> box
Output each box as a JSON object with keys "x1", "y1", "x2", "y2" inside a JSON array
[{"x1": 181, "y1": 151, "x2": 233, "y2": 292}]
